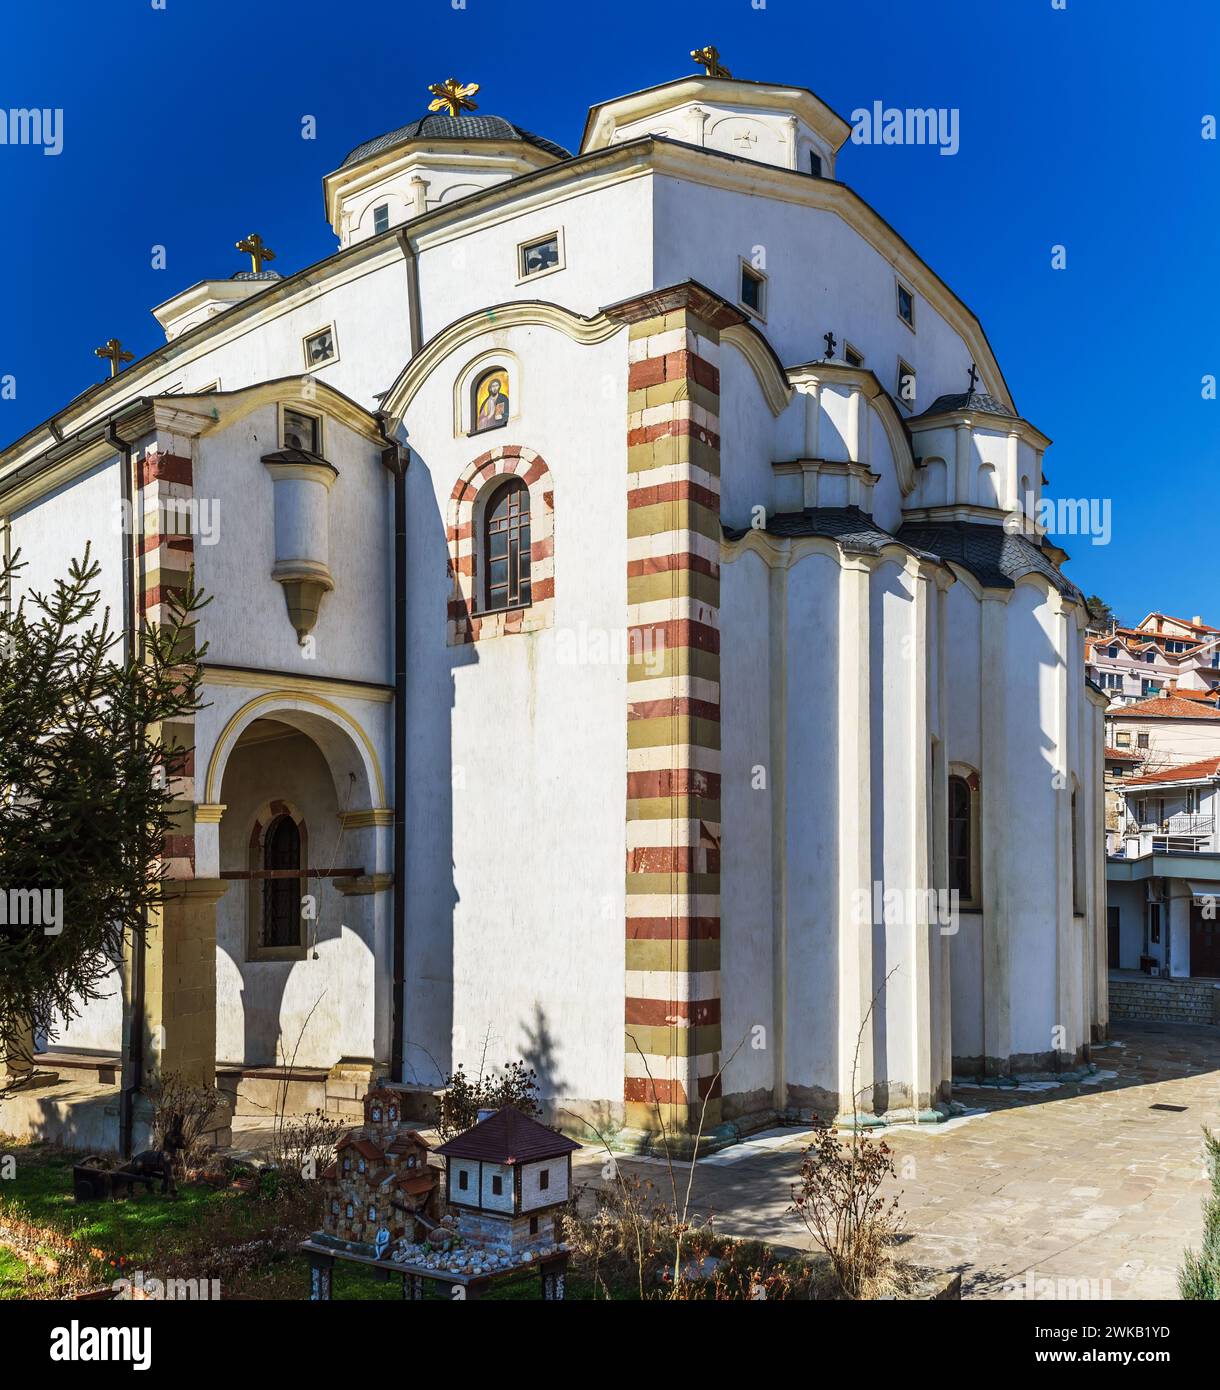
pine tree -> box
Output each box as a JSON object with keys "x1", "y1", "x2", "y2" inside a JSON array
[
  {"x1": 0, "y1": 545, "x2": 207, "y2": 1061},
  {"x1": 1179, "y1": 1128, "x2": 1220, "y2": 1299}
]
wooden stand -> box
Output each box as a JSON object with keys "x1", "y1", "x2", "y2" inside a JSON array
[{"x1": 300, "y1": 1238, "x2": 569, "y2": 1301}]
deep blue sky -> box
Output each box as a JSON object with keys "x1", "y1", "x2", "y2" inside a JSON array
[{"x1": 1, "y1": 0, "x2": 1215, "y2": 626}]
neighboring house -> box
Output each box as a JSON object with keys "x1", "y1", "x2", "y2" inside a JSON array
[
  {"x1": 1108, "y1": 756, "x2": 1220, "y2": 980},
  {"x1": 1103, "y1": 745, "x2": 1144, "y2": 849},
  {"x1": 1106, "y1": 693, "x2": 1220, "y2": 773},
  {"x1": 0, "y1": 55, "x2": 1108, "y2": 1146},
  {"x1": 1086, "y1": 612, "x2": 1220, "y2": 705}
]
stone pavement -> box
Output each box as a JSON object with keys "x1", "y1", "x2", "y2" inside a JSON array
[{"x1": 571, "y1": 1021, "x2": 1220, "y2": 1300}]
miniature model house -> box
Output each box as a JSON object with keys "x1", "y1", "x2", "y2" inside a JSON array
[
  {"x1": 318, "y1": 1083, "x2": 440, "y2": 1252},
  {"x1": 434, "y1": 1108, "x2": 580, "y2": 1258}
]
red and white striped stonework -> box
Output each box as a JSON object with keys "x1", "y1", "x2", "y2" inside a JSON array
[
  {"x1": 138, "y1": 448, "x2": 197, "y2": 879},
  {"x1": 607, "y1": 284, "x2": 743, "y2": 1136},
  {"x1": 445, "y1": 444, "x2": 555, "y2": 645}
]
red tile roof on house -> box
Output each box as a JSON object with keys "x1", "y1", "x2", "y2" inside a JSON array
[
  {"x1": 434, "y1": 1107, "x2": 581, "y2": 1164},
  {"x1": 1104, "y1": 746, "x2": 1142, "y2": 762},
  {"x1": 1142, "y1": 612, "x2": 1220, "y2": 635},
  {"x1": 1125, "y1": 755, "x2": 1220, "y2": 787},
  {"x1": 1113, "y1": 695, "x2": 1220, "y2": 719}
]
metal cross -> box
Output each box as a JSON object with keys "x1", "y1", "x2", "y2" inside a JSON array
[
  {"x1": 824, "y1": 331, "x2": 837, "y2": 360},
  {"x1": 236, "y1": 232, "x2": 276, "y2": 273},
  {"x1": 427, "y1": 77, "x2": 480, "y2": 118},
  {"x1": 94, "y1": 338, "x2": 134, "y2": 378},
  {"x1": 967, "y1": 362, "x2": 980, "y2": 392},
  {"x1": 691, "y1": 45, "x2": 732, "y2": 79}
]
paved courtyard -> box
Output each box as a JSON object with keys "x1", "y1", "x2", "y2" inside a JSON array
[{"x1": 572, "y1": 1021, "x2": 1220, "y2": 1299}]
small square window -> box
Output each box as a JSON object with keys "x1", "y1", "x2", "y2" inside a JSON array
[
  {"x1": 520, "y1": 234, "x2": 560, "y2": 278},
  {"x1": 809, "y1": 151, "x2": 823, "y2": 178},
  {"x1": 844, "y1": 343, "x2": 864, "y2": 369},
  {"x1": 538, "y1": 1168, "x2": 549, "y2": 1190},
  {"x1": 529, "y1": 1215, "x2": 539, "y2": 1235},
  {"x1": 282, "y1": 407, "x2": 320, "y2": 453},
  {"x1": 897, "y1": 359, "x2": 917, "y2": 409},
  {"x1": 896, "y1": 281, "x2": 915, "y2": 328},
  {"x1": 303, "y1": 326, "x2": 337, "y2": 368},
  {"x1": 740, "y1": 263, "x2": 766, "y2": 317},
  {"x1": 458, "y1": 1169, "x2": 469, "y2": 1191},
  {"x1": 1137, "y1": 733, "x2": 1150, "y2": 748},
  {"x1": 373, "y1": 203, "x2": 390, "y2": 235},
  {"x1": 491, "y1": 1174, "x2": 503, "y2": 1195}
]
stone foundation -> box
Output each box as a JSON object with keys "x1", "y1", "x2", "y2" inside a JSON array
[{"x1": 1109, "y1": 975, "x2": 1220, "y2": 1026}]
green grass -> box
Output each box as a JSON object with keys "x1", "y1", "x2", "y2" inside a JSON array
[{"x1": 0, "y1": 1142, "x2": 624, "y2": 1300}]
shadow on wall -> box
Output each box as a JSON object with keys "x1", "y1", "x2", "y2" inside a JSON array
[{"x1": 400, "y1": 445, "x2": 463, "y2": 1091}]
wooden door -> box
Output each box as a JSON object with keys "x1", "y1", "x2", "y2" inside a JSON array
[{"x1": 1190, "y1": 902, "x2": 1220, "y2": 979}]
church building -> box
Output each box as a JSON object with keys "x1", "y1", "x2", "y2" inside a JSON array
[{"x1": 0, "y1": 53, "x2": 1108, "y2": 1149}]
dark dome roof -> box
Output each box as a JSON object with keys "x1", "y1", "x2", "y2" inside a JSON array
[
  {"x1": 340, "y1": 113, "x2": 570, "y2": 168},
  {"x1": 231, "y1": 269, "x2": 282, "y2": 282},
  {"x1": 916, "y1": 390, "x2": 1016, "y2": 420}
]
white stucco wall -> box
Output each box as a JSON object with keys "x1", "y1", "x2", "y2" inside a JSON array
[{"x1": 399, "y1": 321, "x2": 628, "y2": 1109}]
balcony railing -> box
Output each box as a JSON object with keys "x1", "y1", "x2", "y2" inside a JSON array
[{"x1": 1121, "y1": 815, "x2": 1216, "y2": 855}]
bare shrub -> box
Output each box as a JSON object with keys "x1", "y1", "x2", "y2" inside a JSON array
[
  {"x1": 147, "y1": 1072, "x2": 224, "y2": 1171},
  {"x1": 789, "y1": 1119, "x2": 903, "y2": 1298},
  {"x1": 562, "y1": 1173, "x2": 697, "y2": 1299},
  {"x1": 436, "y1": 1059, "x2": 540, "y2": 1141},
  {"x1": 267, "y1": 1108, "x2": 343, "y2": 1184}
]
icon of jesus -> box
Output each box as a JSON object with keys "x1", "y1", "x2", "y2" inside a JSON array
[{"x1": 477, "y1": 374, "x2": 508, "y2": 430}]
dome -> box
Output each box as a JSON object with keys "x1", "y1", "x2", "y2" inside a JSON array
[
  {"x1": 340, "y1": 113, "x2": 570, "y2": 168},
  {"x1": 232, "y1": 269, "x2": 282, "y2": 282},
  {"x1": 915, "y1": 390, "x2": 1016, "y2": 420}
]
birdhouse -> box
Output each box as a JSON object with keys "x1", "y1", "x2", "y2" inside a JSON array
[
  {"x1": 317, "y1": 1083, "x2": 440, "y2": 1253},
  {"x1": 434, "y1": 1108, "x2": 580, "y2": 1259}
]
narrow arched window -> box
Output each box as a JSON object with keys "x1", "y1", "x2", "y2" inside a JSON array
[
  {"x1": 948, "y1": 775, "x2": 973, "y2": 901},
  {"x1": 483, "y1": 478, "x2": 531, "y2": 612},
  {"x1": 262, "y1": 813, "x2": 302, "y2": 948}
]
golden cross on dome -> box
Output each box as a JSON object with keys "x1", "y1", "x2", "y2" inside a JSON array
[
  {"x1": 94, "y1": 338, "x2": 134, "y2": 378},
  {"x1": 427, "y1": 77, "x2": 480, "y2": 118},
  {"x1": 691, "y1": 45, "x2": 732, "y2": 79},
  {"x1": 236, "y1": 232, "x2": 276, "y2": 274}
]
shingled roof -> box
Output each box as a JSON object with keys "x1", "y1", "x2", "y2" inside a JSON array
[
  {"x1": 912, "y1": 390, "x2": 1017, "y2": 420},
  {"x1": 434, "y1": 1108, "x2": 580, "y2": 1164},
  {"x1": 1115, "y1": 695, "x2": 1220, "y2": 720},
  {"x1": 894, "y1": 519, "x2": 1083, "y2": 601},
  {"x1": 1125, "y1": 755, "x2": 1220, "y2": 787},
  {"x1": 340, "y1": 113, "x2": 570, "y2": 168},
  {"x1": 1105, "y1": 746, "x2": 1143, "y2": 763},
  {"x1": 723, "y1": 506, "x2": 941, "y2": 564}
]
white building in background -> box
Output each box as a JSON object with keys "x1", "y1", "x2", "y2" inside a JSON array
[
  {"x1": 1108, "y1": 757, "x2": 1220, "y2": 982},
  {"x1": 0, "y1": 59, "x2": 1107, "y2": 1148},
  {"x1": 1086, "y1": 612, "x2": 1220, "y2": 705}
]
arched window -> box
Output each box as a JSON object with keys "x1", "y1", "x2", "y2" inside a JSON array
[
  {"x1": 262, "y1": 813, "x2": 301, "y2": 948},
  {"x1": 483, "y1": 478, "x2": 531, "y2": 612},
  {"x1": 472, "y1": 366, "x2": 509, "y2": 433},
  {"x1": 948, "y1": 775, "x2": 973, "y2": 901}
]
